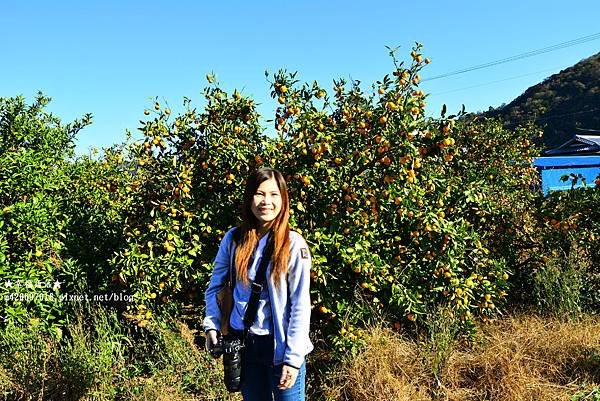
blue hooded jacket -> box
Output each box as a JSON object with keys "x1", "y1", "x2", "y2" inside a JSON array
[{"x1": 203, "y1": 227, "x2": 313, "y2": 368}]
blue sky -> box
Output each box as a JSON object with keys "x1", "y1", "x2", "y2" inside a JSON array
[{"x1": 2, "y1": 1, "x2": 599, "y2": 155}]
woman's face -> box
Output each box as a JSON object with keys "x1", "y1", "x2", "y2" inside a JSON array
[{"x1": 251, "y1": 176, "x2": 282, "y2": 228}]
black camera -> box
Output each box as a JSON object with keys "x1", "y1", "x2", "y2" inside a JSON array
[{"x1": 209, "y1": 334, "x2": 244, "y2": 392}]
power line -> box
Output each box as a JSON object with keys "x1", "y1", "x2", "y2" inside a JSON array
[
  {"x1": 428, "y1": 65, "x2": 567, "y2": 97},
  {"x1": 504, "y1": 107, "x2": 600, "y2": 127},
  {"x1": 423, "y1": 32, "x2": 600, "y2": 82},
  {"x1": 532, "y1": 107, "x2": 600, "y2": 123}
]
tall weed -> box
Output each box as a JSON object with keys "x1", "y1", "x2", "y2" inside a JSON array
[
  {"x1": 534, "y1": 245, "x2": 588, "y2": 317},
  {"x1": 421, "y1": 307, "x2": 461, "y2": 398},
  {"x1": 0, "y1": 321, "x2": 54, "y2": 400}
]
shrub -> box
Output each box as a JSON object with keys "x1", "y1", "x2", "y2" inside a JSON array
[
  {"x1": 0, "y1": 93, "x2": 91, "y2": 332},
  {"x1": 0, "y1": 321, "x2": 53, "y2": 399}
]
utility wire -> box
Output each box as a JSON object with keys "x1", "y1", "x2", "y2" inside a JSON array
[
  {"x1": 504, "y1": 107, "x2": 600, "y2": 127},
  {"x1": 423, "y1": 32, "x2": 600, "y2": 82},
  {"x1": 428, "y1": 66, "x2": 566, "y2": 97}
]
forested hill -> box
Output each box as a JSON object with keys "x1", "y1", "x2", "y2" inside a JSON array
[{"x1": 485, "y1": 52, "x2": 600, "y2": 150}]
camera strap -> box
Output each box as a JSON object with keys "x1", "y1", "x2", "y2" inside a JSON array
[
  {"x1": 242, "y1": 231, "x2": 275, "y2": 333},
  {"x1": 229, "y1": 227, "x2": 242, "y2": 290}
]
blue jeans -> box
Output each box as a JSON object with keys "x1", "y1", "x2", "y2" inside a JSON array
[{"x1": 240, "y1": 333, "x2": 306, "y2": 401}]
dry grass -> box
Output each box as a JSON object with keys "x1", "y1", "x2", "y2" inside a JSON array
[
  {"x1": 0, "y1": 366, "x2": 18, "y2": 395},
  {"x1": 116, "y1": 374, "x2": 242, "y2": 401},
  {"x1": 446, "y1": 314, "x2": 600, "y2": 401},
  {"x1": 323, "y1": 326, "x2": 430, "y2": 401},
  {"x1": 321, "y1": 314, "x2": 600, "y2": 401}
]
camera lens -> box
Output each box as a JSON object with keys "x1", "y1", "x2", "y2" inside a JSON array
[{"x1": 222, "y1": 338, "x2": 243, "y2": 392}]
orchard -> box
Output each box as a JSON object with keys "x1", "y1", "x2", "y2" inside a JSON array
[{"x1": 1, "y1": 45, "x2": 597, "y2": 348}]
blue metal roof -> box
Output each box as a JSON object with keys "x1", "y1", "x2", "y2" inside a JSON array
[{"x1": 534, "y1": 155, "x2": 600, "y2": 167}]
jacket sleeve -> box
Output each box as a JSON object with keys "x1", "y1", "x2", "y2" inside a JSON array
[
  {"x1": 283, "y1": 231, "x2": 312, "y2": 368},
  {"x1": 203, "y1": 227, "x2": 236, "y2": 332}
]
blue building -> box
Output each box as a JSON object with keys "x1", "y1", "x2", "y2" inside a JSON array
[{"x1": 534, "y1": 134, "x2": 600, "y2": 194}]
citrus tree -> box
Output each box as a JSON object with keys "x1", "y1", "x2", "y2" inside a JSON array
[
  {"x1": 259, "y1": 46, "x2": 541, "y2": 346},
  {"x1": 0, "y1": 93, "x2": 91, "y2": 333}
]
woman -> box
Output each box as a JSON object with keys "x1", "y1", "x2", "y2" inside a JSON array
[{"x1": 203, "y1": 167, "x2": 313, "y2": 401}]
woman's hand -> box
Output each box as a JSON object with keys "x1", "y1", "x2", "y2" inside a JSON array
[
  {"x1": 205, "y1": 329, "x2": 220, "y2": 357},
  {"x1": 278, "y1": 364, "x2": 299, "y2": 390}
]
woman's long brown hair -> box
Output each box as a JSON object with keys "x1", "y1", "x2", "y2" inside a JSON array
[{"x1": 235, "y1": 168, "x2": 291, "y2": 287}]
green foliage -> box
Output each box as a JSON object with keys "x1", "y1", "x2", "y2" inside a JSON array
[
  {"x1": 129, "y1": 319, "x2": 230, "y2": 397},
  {"x1": 0, "y1": 48, "x2": 548, "y2": 341},
  {"x1": 0, "y1": 93, "x2": 91, "y2": 332},
  {"x1": 258, "y1": 47, "x2": 538, "y2": 339},
  {"x1": 87, "y1": 45, "x2": 534, "y2": 341},
  {"x1": 106, "y1": 91, "x2": 266, "y2": 325},
  {"x1": 0, "y1": 321, "x2": 51, "y2": 398},
  {"x1": 59, "y1": 307, "x2": 127, "y2": 400}
]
